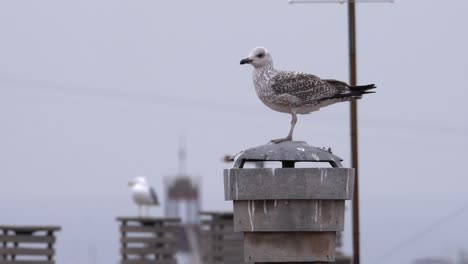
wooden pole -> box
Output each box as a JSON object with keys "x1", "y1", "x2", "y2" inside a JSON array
[{"x1": 348, "y1": 1, "x2": 360, "y2": 264}]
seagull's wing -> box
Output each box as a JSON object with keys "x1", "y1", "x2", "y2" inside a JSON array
[
  {"x1": 149, "y1": 187, "x2": 159, "y2": 205},
  {"x1": 322, "y1": 79, "x2": 350, "y2": 92},
  {"x1": 270, "y1": 71, "x2": 339, "y2": 102}
]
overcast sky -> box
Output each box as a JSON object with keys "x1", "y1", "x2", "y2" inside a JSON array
[{"x1": 1, "y1": 0, "x2": 467, "y2": 263}]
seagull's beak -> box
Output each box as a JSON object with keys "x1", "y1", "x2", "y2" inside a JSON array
[
  {"x1": 240, "y1": 58, "x2": 253, "y2": 65},
  {"x1": 128, "y1": 181, "x2": 133, "y2": 186}
]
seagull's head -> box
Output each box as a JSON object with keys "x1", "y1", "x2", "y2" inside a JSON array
[
  {"x1": 128, "y1": 176, "x2": 148, "y2": 187},
  {"x1": 240, "y1": 47, "x2": 273, "y2": 68}
]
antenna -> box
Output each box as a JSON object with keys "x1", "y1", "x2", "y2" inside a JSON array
[
  {"x1": 87, "y1": 244, "x2": 96, "y2": 264},
  {"x1": 178, "y1": 134, "x2": 187, "y2": 175}
]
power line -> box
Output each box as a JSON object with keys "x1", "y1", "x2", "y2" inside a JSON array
[
  {"x1": 2, "y1": 78, "x2": 467, "y2": 136},
  {"x1": 1, "y1": 77, "x2": 261, "y2": 113},
  {"x1": 374, "y1": 202, "x2": 468, "y2": 263}
]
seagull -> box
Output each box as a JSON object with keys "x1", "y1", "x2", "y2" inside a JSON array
[
  {"x1": 128, "y1": 177, "x2": 159, "y2": 217},
  {"x1": 240, "y1": 47, "x2": 376, "y2": 143}
]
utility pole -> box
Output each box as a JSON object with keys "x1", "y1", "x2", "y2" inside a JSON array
[
  {"x1": 347, "y1": 2, "x2": 360, "y2": 263},
  {"x1": 288, "y1": 1, "x2": 392, "y2": 263}
]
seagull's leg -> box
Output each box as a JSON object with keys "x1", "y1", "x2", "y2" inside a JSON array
[
  {"x1": 271, "y1": 112, "x2": 297, "y2": 143},
  {"x1": 138, "y1": 205, "x2": 142, "y2": 217},
  {"x1": 145, "y1": 206, "x2": 149, "y2": 217},
  {"x1": 287, "y1": 112, "x2": 298, "y2": 140}
]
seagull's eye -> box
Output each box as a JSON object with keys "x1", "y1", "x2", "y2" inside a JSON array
[{"x1": 257, "y1": 53, "x2": 265, "y2": 58}]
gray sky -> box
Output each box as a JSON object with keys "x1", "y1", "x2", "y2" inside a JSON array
[{"x1": 1, "y1": 0, "x2": 467, "y2": 263}]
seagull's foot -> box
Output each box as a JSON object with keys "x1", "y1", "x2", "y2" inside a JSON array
[{"x1": 270, "y1": 137, "x2": 292, "y2": 144}]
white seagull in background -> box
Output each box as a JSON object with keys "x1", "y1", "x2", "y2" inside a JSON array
[
  {"x1": 240, "y1": 47, "x2": 376, "y2": 143},
  {"x1": 128, "y1": 177, "x2": 159, "y2": 217}
]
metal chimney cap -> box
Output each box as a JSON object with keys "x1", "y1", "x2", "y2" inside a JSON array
[{"x1": 232, "y1": 141, "x2": 343, "y2": 168}]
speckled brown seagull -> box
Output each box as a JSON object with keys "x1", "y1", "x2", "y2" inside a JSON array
[{"x1": 240, "y1": 47, "x2": 376, "y2": 143}]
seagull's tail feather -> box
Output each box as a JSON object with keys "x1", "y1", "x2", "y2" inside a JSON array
[
  {"x1": 324, "y1": 79, "x2": 376, "y2": 94},
  {"x1": 319, "y1": 83, "x2": 376, "y2": 101},
  {"x1": 346, "y1": 84, "x2": 377, "y2": 97},
  {"x1": 349, "y1": 84, "x2": 377, "y2": 92}
]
